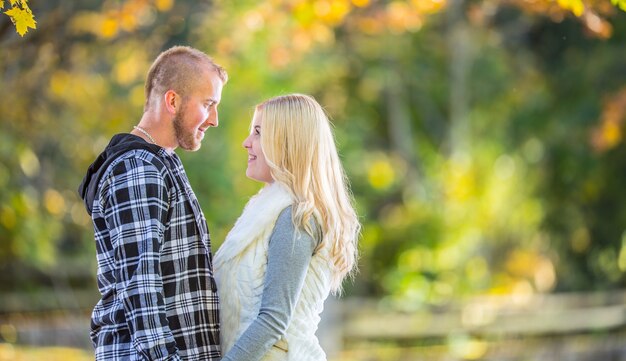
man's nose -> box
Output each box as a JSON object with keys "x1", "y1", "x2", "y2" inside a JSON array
[{"x1": 206, "y1": 109, "x2": 218, "y2": 127}]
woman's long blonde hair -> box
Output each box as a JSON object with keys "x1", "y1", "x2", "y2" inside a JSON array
[{"x1": 256, "y1": 94, "x2": 360, "y2": 293}]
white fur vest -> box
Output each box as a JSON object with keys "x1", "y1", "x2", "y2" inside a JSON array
[{"x1": 214, "y1": 183, "x2": 332, "y2": 361}]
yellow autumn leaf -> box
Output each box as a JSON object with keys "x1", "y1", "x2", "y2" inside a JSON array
[
  {"x1": 22, "y1": 0, "x2": 32, "y2": 12},
  {"x1": 601, "y1": 121, "x2": 622, "y2": 148},
  {"x1": 571, "y1": 0, "x2": 585, "y2": 16},
  {"x1": 368, "y1": 159, "x2": 395, "y2": 190},
  {"x1": 5, "y1": 6, "x2": 36, "y2": 36},
  {"x1": 557, "y1": 0, "x2": 585, "y2": 16},
  {"x1": 156, "y1": 0, "x2": 174, "y2": 12},
  {"x1": 351, "y1": 0, "x2": 369, "y2": 7}
]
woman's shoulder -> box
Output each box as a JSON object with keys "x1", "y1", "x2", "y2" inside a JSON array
[{"x1": 273, "y1": 206, "x2": 322, "y2": 247}]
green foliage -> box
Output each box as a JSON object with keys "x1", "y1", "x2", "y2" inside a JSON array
[
  {"x1": 1, "y1": 0, "x2": 625, "y2": 306},
  {"x1": 612, "y1": 0, "x2": 626, "y2": 12}
]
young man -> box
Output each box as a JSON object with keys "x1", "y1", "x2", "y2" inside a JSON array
[{"x1": 78, "y1": 46, "x2": 227, "y2": 360}]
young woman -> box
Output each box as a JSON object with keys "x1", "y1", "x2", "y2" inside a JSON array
[{"x1": 214, "y1": 94, "x2": 360, "y2": 361}]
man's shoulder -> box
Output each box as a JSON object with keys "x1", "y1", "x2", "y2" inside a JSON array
[
  {"x1": 101, "y1": 149, "x2": 173, "y2": 189},
  {"x1": 110, "y1": 148, "x2": 168, "y2": 172}
]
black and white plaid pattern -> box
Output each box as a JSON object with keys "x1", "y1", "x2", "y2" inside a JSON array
[{"x1": 90, "y1": 148, "x2": 220, "y2": 360}]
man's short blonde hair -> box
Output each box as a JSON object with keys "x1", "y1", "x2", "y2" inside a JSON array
[{"x1": 144, "y1": 45, "x2": 227, "y2": 111}]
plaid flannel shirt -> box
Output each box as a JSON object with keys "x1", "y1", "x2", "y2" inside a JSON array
[{"x1": 90, "y1": 147, "x2": 221, "y2": 360}]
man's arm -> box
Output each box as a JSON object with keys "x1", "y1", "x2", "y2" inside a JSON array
[{"x1": 102, "y1": 156, "x2": 181, "y2": 361}]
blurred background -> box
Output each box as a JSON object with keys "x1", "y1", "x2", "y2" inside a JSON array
[{"x1": 1, "y1": 0, "x2": 626, "y2": 360}]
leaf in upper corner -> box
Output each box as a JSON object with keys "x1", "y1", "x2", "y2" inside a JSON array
[{"x1": 5, "y1": 6, "x2": 37, "y2": 36}]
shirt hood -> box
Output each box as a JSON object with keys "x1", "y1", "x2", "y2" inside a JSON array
[{"x1": 78, "y1": 133, "x2": 162, "y2": 215}]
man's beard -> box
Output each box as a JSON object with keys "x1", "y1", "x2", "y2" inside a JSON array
[{"x1": 173, "y1": 104, "x2": 201, "y2": 151}]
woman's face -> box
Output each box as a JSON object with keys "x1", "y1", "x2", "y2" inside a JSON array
[{"x1": 242, "y1": 111, "x2": 274, "y2": 184}]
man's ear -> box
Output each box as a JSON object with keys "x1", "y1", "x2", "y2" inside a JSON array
[{"x1": 163, "y1": 90, "x2": 181, "y2": 115}]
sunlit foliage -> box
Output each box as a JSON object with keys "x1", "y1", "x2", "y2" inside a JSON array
[{"x1": 1, "y1": 0, "x2": 625, "y2": 310}]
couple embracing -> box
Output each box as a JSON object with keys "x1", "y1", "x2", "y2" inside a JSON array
[{"x1": 78, "y1": 46, "x2": 360, "y2": 361}]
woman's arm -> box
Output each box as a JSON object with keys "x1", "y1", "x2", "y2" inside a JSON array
[{"x1": 221, "y1": 206, "x2": 317, "y2": 361}]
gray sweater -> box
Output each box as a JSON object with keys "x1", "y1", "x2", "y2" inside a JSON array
[{"x1": 221, "y1": 206, "x2": 319, "y2": 361}]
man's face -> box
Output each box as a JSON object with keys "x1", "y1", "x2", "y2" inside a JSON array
[{"x1": 173, "y1": 69, "x2": 224, "y2": 151}]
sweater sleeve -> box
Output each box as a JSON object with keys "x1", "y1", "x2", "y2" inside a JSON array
[{"x1": 221, "y1": 206, "x2": 318, "y2": 361}]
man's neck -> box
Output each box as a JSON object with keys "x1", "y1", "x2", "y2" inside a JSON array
[{"x1": 134, "y1": 111, "x2": 177, "y2": 154}]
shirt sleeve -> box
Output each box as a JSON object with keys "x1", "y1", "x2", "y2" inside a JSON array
[
  {"x1": 102, "y1": 157, "x2": 181, "y2": 361},
  {"x1": 221, "y1": 206, "x2": 318, "y2": 361}
]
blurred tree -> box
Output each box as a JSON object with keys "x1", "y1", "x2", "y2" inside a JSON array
[
  {"x1": 0, "y1": 0, "x2": 184, "y2": 292},
  {"x1": 195, "y1": 0, "x2": 626, "y2": 304},
  {"x1": 0, "y1": 0, "x2": 625, "y2": 309}
]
